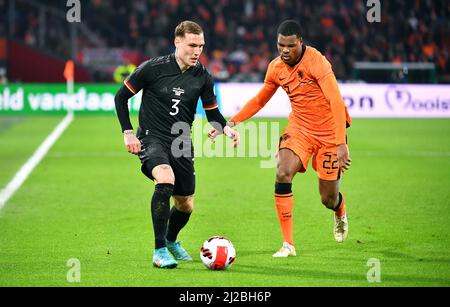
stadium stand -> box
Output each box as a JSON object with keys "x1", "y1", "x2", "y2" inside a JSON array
[{"x1": 1, "y1": 0, "x2": 449, "y2": 83}]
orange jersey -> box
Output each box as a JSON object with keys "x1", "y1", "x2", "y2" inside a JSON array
[{"x1": 231, "y1": 46, "x2": 351, "y2": 145}]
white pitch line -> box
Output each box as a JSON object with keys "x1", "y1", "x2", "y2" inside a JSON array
[{"x1": 0, "y1": 112, "x2": 74, "y2": 210}]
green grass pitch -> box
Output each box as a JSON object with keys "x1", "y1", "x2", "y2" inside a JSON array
[{"x1": 0, "y1": 115, "x2": 449, "y2": 286}]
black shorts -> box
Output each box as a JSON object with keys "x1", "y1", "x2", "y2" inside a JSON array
[{"x1": 137, "y1": 133, "x2": 195, "y2": 196}]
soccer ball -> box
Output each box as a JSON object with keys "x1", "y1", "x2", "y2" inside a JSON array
[{"x1": 200, "y1": 236, "x2": 236, "y2": 270}]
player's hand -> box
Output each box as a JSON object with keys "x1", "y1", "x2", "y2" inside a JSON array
[
  {"x1": 223, "y1": 126, "x2": 240, "y2": 148},
  {"x1": 208, "y1": 126, "x2": 240, "y2": 148},
  {"x1": 337, "y1": 144, "x2": 351, "y2": 173},
  {"x1": 123, "y1": 130, "x2": 141, "y2": 155},
  {"x1": 208, "y1": 128, "x2": 221, "y2": 142}
]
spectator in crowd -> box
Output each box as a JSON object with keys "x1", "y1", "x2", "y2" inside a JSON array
[{"x1": 5, "y1": 0, "x2": 450, "y2": 82}]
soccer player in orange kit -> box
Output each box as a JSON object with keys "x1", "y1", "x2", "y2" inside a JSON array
[{"x1": 210, "y1": 20, "x2": 353, "y2": 257}]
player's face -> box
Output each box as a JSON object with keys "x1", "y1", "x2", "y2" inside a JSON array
[
  {"x1": 175, "y1": 33, "x2": 205, "y2": 68},
  {"x1": 277, "y1": 34, "x2": 303, "y2": 65}
]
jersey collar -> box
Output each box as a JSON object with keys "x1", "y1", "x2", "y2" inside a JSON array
[{"x1": 171, "y1": 53, "x2": 197, "y2": 74}]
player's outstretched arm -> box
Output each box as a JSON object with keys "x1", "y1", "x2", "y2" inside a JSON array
[
  {"x1": 230, "y1": 84, "x2": 277, "y2": 125},
  {"x1": 205, "y1": 108, "x2": 240, "y2": 148},
  {"x1": 207, "y1": 83, "x2": 276, "y2": 143},
  {"x1": 114, "y1": 84, "x2": 141, "y2": 155}
]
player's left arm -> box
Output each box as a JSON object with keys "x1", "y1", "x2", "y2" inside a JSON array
[
  {"x1": 314, "y1": 56, "x2": 351, "y2": 172},
  {"x1": 202, "y1": 74, "x2": 240, "y2": 148}
]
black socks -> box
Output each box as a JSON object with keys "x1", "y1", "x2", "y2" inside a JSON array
[
  {"x1": 151, "y1": 183, "x2": 174, "y2": 249},
  {"x1": 166, "y1": 207, "x2": 191, "y2": 242},
  {"x1": 275, "y1": 182, "x2": 292, "y2": 195}
]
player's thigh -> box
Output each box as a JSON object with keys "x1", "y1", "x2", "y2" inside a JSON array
[
  {"x1": 313, "y1": 144, "x2": 340, "y2": 181},
  {"x1": 276, "y1": 148, "x2": 303, "y2": 182},
  {"x1": 278, "y1": 131, "x2": 314, "y2": 178},
  {"x1": 139, "y1": 139, "x2": 174, "y2": 184},
  {"x1": 172, "y1": 195, "x2": 194, "y2": 213},
  {"x1": 170, "y1": 155, "x2": 195, "y2": 197}
]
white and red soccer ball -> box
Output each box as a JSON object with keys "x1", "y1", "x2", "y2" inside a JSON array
[{"x1": 200, "y1": 236, "x2": 236, "y2": 270}]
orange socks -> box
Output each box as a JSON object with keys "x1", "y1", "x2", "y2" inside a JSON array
[
  {"x1": 334, "y1": 192, "x2": 346, "y2": 218},
  {"x1": 274, "y1": 188, "x2": 294, "y2": 245}
]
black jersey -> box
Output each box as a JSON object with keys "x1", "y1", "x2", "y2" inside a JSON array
[{"x1": 124, "y1": 53, "x2": 218, "y2": 142}]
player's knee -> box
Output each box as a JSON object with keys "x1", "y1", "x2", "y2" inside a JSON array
[
  {"x1": 321, "y1": 194, "x2": 338, "y2": 209},
  {"x1": 156, "y1": 176, "x2": 175, "y2": 185},
  {"x1": 179, "y1": 203, "x2": 193, "y2": 214},
  {"x1": 153, "y1": 167, "x2": 175, "y2": 184},
  {"x1": 174, "y1": 196, "x2": 193, "y2": 213},
  {"x1": 141, "y1": 162, "x2": 175, "y2": 184},
  {"x1": 276, "y1": 169, "x2": 294, "y2": 183}
]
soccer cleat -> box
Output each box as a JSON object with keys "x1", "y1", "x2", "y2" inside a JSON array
[
  {"x1": 334, "y1": 213, "x2": 349, "y2": 243},
  {"x1": 272, "y1": 242, "x2": 296, "y2": 258},
  {"x1": 166, "y1": 240, "x2": 193, "y2": 261},
  {"x1": 153, "y1": 247, "x2": 178, "y2": 268}
]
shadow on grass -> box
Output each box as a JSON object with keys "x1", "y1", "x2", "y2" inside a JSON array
[
  {"x1": 223, "y1": 248, "x2": 450, "y2": 285},
  {"x1": 0, "y1": 117, "x2": 25, "y2": 134}
]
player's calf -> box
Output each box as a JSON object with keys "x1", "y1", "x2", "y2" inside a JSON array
[
  {"x1": 151, "y1": 183, "x2": 174, "y2": 249},
  {"x1": 321, "y1": 196, "x2": 337, "y2": 210},
  {"x1": 319, "y1": 185, "x2": 348, "y2": 242},
  {"x1": 318, "y1": 179, "x2": 340, "y2": 210}
]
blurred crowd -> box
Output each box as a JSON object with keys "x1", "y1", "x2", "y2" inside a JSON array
[{"x1": 4, "y1": 0, "x2": 450, "y2": 82}]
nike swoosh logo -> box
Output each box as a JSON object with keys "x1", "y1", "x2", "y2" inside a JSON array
[{"x1": 279, "y1": 77, "x2": 286, "y2": 81}]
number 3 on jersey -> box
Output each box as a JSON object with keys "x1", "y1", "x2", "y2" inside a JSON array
[{"x1": 170, "y1": 99, "x2": 180, "y2": 116}]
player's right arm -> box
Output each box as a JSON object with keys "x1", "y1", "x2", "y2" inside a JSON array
[
  {"x1": 229, "y1": 61, "x2": 279, "y2": 126},
  {"x1": 114, "y1": 60, "x2": 153, "y2": 155},
  {"x1": 114, "y1": 84, "x2": 141, "y2": 155},
  {"x1": 208, "y1": 61, "x2": 279, "y2": 142}
]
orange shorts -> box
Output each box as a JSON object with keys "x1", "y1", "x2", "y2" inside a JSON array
[{"x1": 278, "y1": 130, "x2": 341, "y2": 181}]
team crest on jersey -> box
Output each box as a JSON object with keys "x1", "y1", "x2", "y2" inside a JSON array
[{"x1": 173, "y1": 87, "x2": 185, "y2": 96}]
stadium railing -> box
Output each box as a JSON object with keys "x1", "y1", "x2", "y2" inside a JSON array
[{"x1": 352, "y1": 62, "x2": 437, "y2": 84}]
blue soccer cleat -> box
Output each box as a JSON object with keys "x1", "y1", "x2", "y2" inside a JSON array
[
  {"x1": 166, "y1": 240, "x2": 193, "y2": 261},
  {"x1": 153, "y1": 247, "x2": 178, "y2": 269}
]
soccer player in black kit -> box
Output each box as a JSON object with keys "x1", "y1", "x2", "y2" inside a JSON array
[{"x1": 114, "y1": 21, "x2": 240, "y2": 269}]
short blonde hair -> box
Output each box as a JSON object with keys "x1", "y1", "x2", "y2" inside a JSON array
[{"x1": 175, "y1": 21, "x2": 203, "y2": 38}]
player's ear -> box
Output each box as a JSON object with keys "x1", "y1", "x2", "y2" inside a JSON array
[{"x1": 174, "y1": 37, "x2": 181, "y2": 48}]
